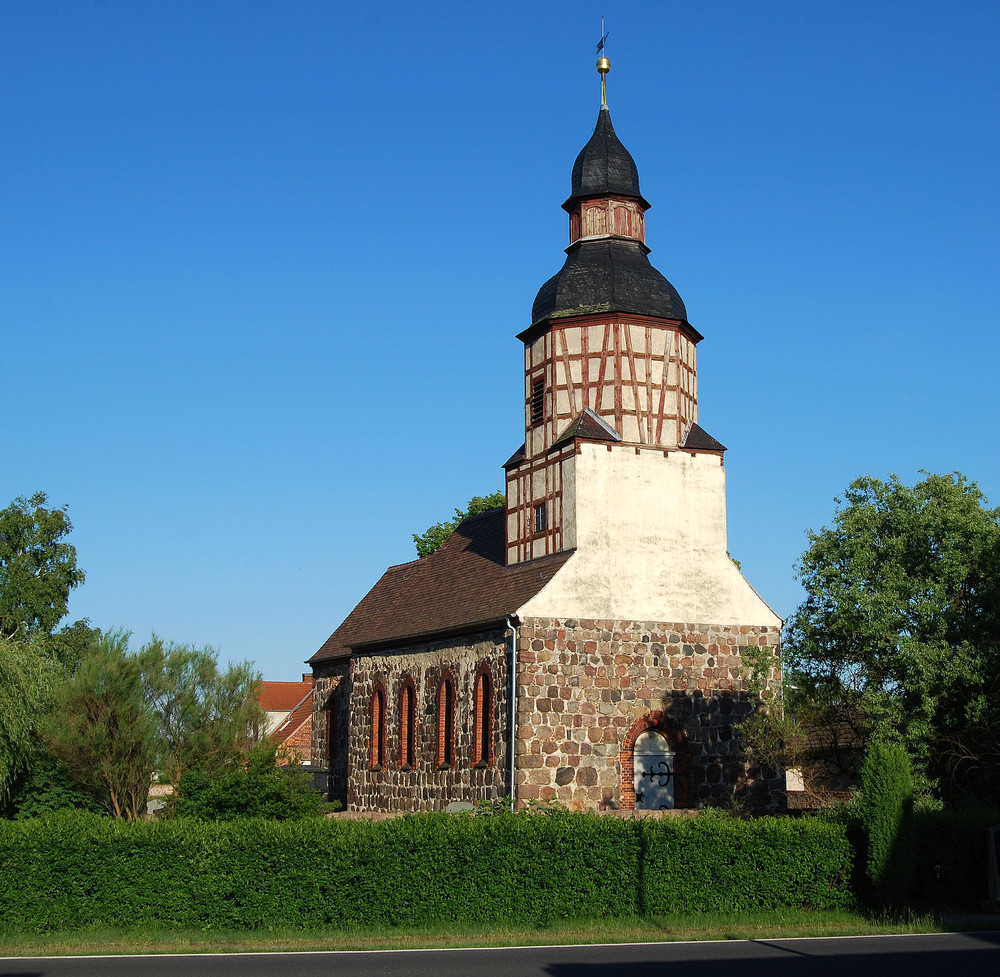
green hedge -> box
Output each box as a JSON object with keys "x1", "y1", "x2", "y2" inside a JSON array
[
  {"x1": 0, "y1": 811, "x2": 851, "y2": 933},
  {"x1": 641, "y1": 816, "x2": 854, "y2": 913}
]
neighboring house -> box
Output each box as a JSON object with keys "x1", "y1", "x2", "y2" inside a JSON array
[
  {"x1": 786, "y1": 719, "x2": 865, "y2": 810},
  {"x1": 307, "y1": 58, "x2": 782, "y2": 814},
  {"x1": 258, "y1": 678, "x2": 313, "y2": 759}
]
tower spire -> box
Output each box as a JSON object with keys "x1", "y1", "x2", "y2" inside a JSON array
[{"x1": 596, "y1": 21, "x2": 610, "y2": 107}]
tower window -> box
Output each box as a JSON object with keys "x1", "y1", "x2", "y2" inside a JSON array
[
  {"x1": 534, "y1": 503, "x2": 547, "y2": 534},
  {"x1": 530, "y1": 378, "x2": 545, "y2": 426}
]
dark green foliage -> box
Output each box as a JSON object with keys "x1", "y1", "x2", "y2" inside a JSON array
[
  {"x1": 0, "y1": 492, "x2": 85, "y2": 640},
  {"x1": 910, "y1": 806, "x2": 1000, "y2": 909},
  {"x1": 786, "y1": 472, "x2": 1000, "y2": 800},
  {"x1": 1, "y1": 745, "x2": 106, "y2": 820},
  {"x1": 413, "y1": 491, "x2": 505, "y2": 558},
  {"x1": 859, "y1": 740, "x2": 915, "y2": 905},
  {"x1": 0, "y1": 810, "x2": 852, "y2": 934},
  {"x1": 172, "y1": 742, "x2": 327, "y2": 821}
]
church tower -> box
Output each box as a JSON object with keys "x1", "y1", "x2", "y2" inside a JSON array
[{"x1": 505, "y1": 56, "x2": 776, "y2": 632}]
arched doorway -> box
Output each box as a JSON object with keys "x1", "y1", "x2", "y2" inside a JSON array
[
  {"x1": 620, "y1": 711, "x2": 692, "y2": 810},
  {"x1": 633, "y1": 729, "x2": 675, "y2": 810}
]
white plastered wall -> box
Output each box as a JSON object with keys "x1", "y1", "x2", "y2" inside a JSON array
[{"x1": 518, "y1": 442, "x2": 780, "y2": 627}]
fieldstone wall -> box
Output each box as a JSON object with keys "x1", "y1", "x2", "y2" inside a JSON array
[
  {"x1": 310, "y1": 661, "x2": 351, "y2": 807},
  {"x1": 344, "y1": 629, "x2": 509, "y2": 812},
  {"x1": 514, "y1": 618, "x2": 783, "y2": 811}
]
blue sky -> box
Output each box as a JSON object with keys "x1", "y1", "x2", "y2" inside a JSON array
[{"x1": 4, "y1": 1, "x2": 998, "y2": 679}]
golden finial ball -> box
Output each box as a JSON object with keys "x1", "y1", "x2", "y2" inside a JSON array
[{"x1": 597, "y1": 56, "x2": 610, "y2": 74}]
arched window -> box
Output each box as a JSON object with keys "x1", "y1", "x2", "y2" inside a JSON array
[
  {"x1": 472, "y1": 666, "x2": 493, "y2": 767},
  {"x1": 370, "y1": 683, "x2": 386, "y2": 770},
  {"x1": 399, "y1": 677, "x2": 416, "y2": 770},
  {"x1": 436, "y1": 674, "x2": 455, "y2": 769}
]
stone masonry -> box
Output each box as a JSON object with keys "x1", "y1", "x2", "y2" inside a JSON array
[
  {"x1": 514, "y1": 618, "x2": 783, "y2": 811},
  {"x1": 330, "y1": 629, "x2": 509, "y2": 812}
]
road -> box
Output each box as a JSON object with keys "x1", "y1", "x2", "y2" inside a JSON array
[{"x1": 1, "y1": 932, "x2": 998, "y2": 977}]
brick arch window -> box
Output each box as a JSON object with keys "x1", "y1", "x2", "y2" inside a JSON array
[
  {"x1": 435, "y1": 672, "x2": 456, "y2": 770},
  {"x1": 370, "y1": 681, "x2": 387, "y2": 771},
  {"x1": 620, "y1": 711, "x2": 692, "y2": 810},
  {"x1": 472, "y1": 663, "x2": 494, "y2": 767},
  {"x1": 398, "y1": 676, "x2": 416, "y2": 770}
]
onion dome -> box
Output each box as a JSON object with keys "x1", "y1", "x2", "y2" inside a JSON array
[{"x1": 563, "y1": 106, "x2": 649, "y2": 211}]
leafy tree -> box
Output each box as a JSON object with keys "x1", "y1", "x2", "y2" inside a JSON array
[
  {"x1": 41, "y1": 630, "x2": 159, "y2": 820},
  {"x1": 136, "y1": 636, "x2": 263, "y2": 782},
  {"x1": 0, "y1": 492, "x2": 85, "y2": 639},
  {"x1": 0, "y1": 492, "x2": 99, "y2": 810},
  {"x1": 785, "y1": 472, "x2": 1000, "y2": 800},
  {"x1": 0, "y1": 635, "x2": 59, "y2": 804},
  {"x1": 171, "y1": 740, "x2": 328, "y2": 820},
  {"x1": 413, "y1": 490, "x2": 505, "y2": 558}
]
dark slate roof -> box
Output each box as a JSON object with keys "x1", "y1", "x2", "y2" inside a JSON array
[
  {"x1": 565, "y1": 106, "x2": 647, "y2": 209},
  {"x1": 502, "y1": 442, "x2": 526, "y2": 469},
  {"x1": 552, "y1": 407, "x2": 622, "y2": 448},
  {"x1": 309, "y1": 508, "x2": 573, "y2": 663},
  {"x1": 681, "y1": 422, "x2": 727, "y2": 452},
  {"x1": 532, "y1": 239, "x2": 688, "y2": 326}
]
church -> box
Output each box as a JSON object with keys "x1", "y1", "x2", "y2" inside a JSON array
[{"x1": 307, "y1": 55, "x2": 783, "y2": 813}]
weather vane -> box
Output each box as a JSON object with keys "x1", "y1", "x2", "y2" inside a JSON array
[{"x1": 596, "y1": 17, "x2": 610, "y2": 107}]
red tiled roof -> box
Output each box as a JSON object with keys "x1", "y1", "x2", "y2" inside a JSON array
[
  {"x1": 258, "y1": 680, "x2": 312, "y2": 712},
  {"x1": 309, "y1": 507, "x2": 573, "y2": 664},
  {"x1": 273, "y1": 689, "x2": 313, "y2": 743}
]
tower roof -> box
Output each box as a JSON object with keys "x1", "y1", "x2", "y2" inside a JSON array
[
  {"x1": 564, "y1": 106, "x2": 648, "y2": 211},
  {"x1": 531, "y1": 238, "x2": 688, "y2": 326},
  {"x1": 530, "y1": 72, "x2": 690, "y2": 331}
]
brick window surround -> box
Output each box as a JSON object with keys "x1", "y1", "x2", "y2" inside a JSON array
[
  {"x1": 398, "y1": 676, "x2": 416, "y2": 770},
  {"x1": 619, "y1": 711, "x2": 692, "y2": 810},
  {"x1": 370, "y1": 681, "x2": 387, "y2": 771},
  {"x1": 471, "y1": 663, "x2": 494, "y2": 767},
  {"x1": 435, "y1": 672, "x2": 456, "y2": 769}
]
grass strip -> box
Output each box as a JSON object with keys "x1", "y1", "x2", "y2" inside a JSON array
[{"x1": 2, "y1": 909, "x2": 998, "y2": 958}]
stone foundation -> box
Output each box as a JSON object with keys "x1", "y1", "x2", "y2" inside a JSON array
[{"x1": 513, "y1": 618, "x2": 783, "y2": 811}]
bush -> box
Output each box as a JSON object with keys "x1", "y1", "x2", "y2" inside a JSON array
[
  {"x1": 1, "y1": 746, "x2": 106, "y2": 820},
  {"x1": 171, "y1": 742, "x2": 327, "y2": 821},
  {"x1": 0, "y1": 808, "x2": 853, "y2": 933},
  {"x1": 858, "y1": 740, "x2": 915, "y2": 905}
]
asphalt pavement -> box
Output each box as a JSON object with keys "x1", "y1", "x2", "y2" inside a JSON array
[{"x1": 1, "y1": 931, "x2": 998, "y2": 977}]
